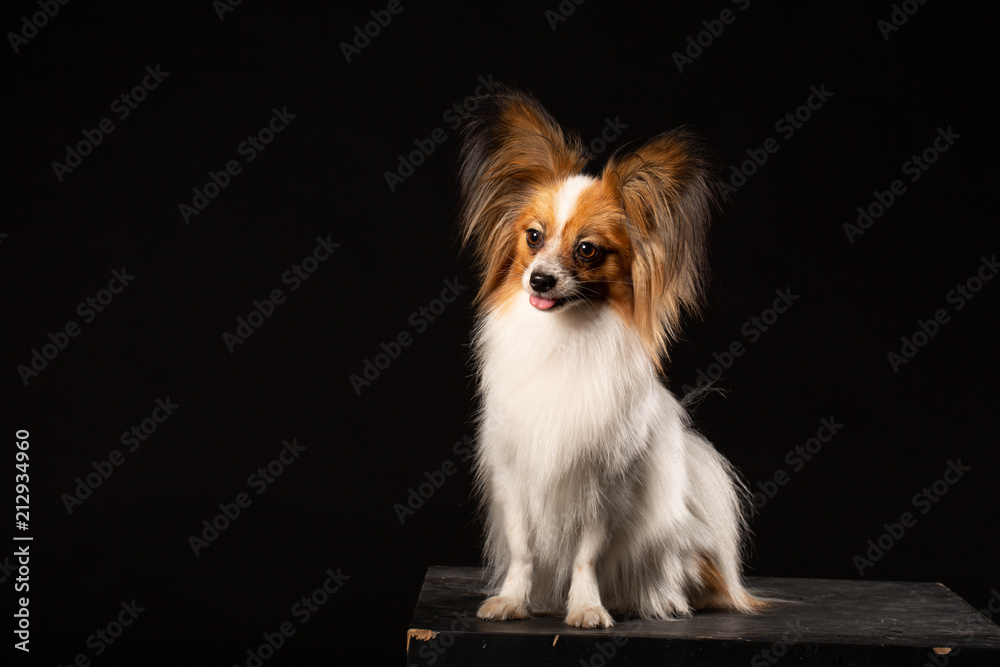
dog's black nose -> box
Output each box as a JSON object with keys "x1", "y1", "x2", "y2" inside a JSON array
[{"x1": 529, "y1": 272, "x2": 556, "y2": 293}]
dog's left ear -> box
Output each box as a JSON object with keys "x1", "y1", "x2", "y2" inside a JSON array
[{"x1": 603, "y1": 128, "x2": 715, "y2": 366}]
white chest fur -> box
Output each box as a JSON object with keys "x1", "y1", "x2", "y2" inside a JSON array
[{"x1": 474, "y1": 298, "x2": 660, "y2": 485}]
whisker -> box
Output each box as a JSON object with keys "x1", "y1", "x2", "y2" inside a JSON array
[{"x1": 585, "y1": 279, "x2": 634, "y2": 286}]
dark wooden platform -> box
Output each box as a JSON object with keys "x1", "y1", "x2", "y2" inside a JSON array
[{"x1": 407, "y1": 566, "x2": 1000, "y2": 666}]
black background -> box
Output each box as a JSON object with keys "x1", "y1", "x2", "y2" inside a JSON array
[{"x1": 3, "y1": 1, "x2": 998, "y2": 665}]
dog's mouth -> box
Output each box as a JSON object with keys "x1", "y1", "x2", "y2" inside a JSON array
[
  {"x1": 529, "y1": 293, "x2": 583, "y2": 311},
  {"x1": 529, "y1": 294, "x2": 560, "y2": 310}
]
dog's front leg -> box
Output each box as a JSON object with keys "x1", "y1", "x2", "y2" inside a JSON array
[
  {"x1": 565, "y1": 522, "x2": 614, "y2": 628},
  {"x1": 477, "y1": 487, "x2": 532, "y2": 621}
]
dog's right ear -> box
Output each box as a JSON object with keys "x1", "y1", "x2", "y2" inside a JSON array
[{"x1": 458, "y1": 87, "x2": 587, "y2": 284}]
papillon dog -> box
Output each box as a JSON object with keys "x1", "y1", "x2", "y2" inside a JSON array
[{"x1": 457, "y1": 87, "x2": 763, "y2": 628}]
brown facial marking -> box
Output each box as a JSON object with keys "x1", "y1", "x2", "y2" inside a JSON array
[{"x1": 557, "y1": 179, "x2": 633, "y2": 310}]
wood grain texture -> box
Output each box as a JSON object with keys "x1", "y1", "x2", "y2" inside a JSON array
[{"x1": 407, "y1": 566, "x2": 1000, "y2": 665}]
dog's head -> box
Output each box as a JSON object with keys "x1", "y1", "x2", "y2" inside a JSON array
[{"x1": 458, "y1": 87, "x2": 716, "y2": 369}]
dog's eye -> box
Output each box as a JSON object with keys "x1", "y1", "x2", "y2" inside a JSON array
[
  {"x1": 526, "y1": 229, "x2": 542, "y2": 247},
  {"x1": 576, "y1": 242, "x2": 599, "y2": 261}
]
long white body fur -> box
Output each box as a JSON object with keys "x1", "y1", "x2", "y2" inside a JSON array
[{"x1": 474, "y1": 295, "x2": 753, "y2": 623}]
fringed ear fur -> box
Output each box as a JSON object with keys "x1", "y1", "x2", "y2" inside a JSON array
[{"x1": 603, "y1": 129, "x2": 715, "y2": 369}]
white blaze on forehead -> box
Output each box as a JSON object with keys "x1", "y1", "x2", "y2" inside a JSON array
[
  {"x1": 525, "y1": 174, "x2": 595, "y2": 293},
  {"x1": 551, "y1": 174, "x2": 595, "y2": 231}
]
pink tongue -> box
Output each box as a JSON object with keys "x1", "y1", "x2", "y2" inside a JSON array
[{"x1": 530, "y1": 295, "x2": 557, "y2": 310}]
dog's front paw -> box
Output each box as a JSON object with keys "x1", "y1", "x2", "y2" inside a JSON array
[
  {"x1": 477, "y1": 596, "x2": 529, "y2": 621},
  {"x1": 565, "y1": 604, "x2": 614, "y2": 628}
]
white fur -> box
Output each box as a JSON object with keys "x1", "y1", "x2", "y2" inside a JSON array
[
  {"x1": 472, "y1": 295, "x2": 755, "y2": 626},
  {"x1": 552, "y1": 174, "x2": 595, "y2": 226}
]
